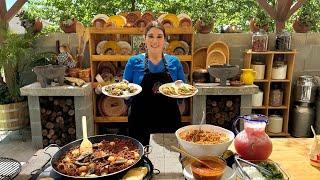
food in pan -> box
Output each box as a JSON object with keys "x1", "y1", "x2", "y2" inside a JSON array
[
  {"x1": 54, "y1": 138, "x2": 140, "y2": 177},
  {"x1": 179, "y1": 129, "x2": 229, "y2": 144},
  {"x1": 105, "y1": 80, "x2": 138, "y2": 96}
]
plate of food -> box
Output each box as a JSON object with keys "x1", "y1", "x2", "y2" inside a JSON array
[
  {"x1": 102, "y1": 80, "x2": 142, "y2": 98},
  {"x1": 159, "y1": 80, "x2": 198, "y2": 98}
]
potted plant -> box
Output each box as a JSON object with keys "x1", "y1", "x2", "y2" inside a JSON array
[
  {"x1": 293, "y1": 3, "x2": 319, "y2": 33},
  {"x1": 250, "y1": 8, "x2": 273, "y2": 33},
  {"x1": 192, "y1": 0, "x2": 215, "y2": 34},
  {"x1": 59, "y1": 12, "x2": 77, "y2": 33},
  {"x1": 16, "y1": 10, "x2": 43, "y2": 34},
  {"x1": 0, "y1": 29, "x2": 54, "y2": 130}
]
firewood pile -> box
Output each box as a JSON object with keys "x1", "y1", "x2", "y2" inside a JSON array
[
  {"x1": 206, "y1": 96, "x2": 240, "y2": 130},
  {"x1": 39, "y1": 96, "x2": 76, "y2": 147}
]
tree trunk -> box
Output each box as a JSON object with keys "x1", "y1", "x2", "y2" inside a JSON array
[{"x1": 276, "y1": 21, "x2": 286, "y2": 33}]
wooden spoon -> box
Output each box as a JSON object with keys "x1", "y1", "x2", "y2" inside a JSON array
[
  {"x1": 171, "y1": 146, "x2": 216, "y2": 170},
  {"x1": 80, "y1": 116, "x2": 93, "y2": 154}
]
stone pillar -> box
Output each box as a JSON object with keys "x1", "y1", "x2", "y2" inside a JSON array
[{"x1": 20, "y1": 82, "x2": 93, "y2": 148}]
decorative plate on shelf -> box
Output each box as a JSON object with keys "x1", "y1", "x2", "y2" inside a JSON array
[
  {"x1": 167, "y1": 40, "x2": 189, "y2": 55},
  {"x1": 107, "y1": 15, "x2": 127, "y2": 27},
  {"x1": 116, "y1": 41, "x2": 132, "y2": 55},
  {"x1": 206, "y1": 49, "x2": 227, "y2": 67},
  {"x1": 159, "y1": 80, "x2": 198, "y2": 98},
  {"x1": 102, "y1": 81, "x2": 142, "y2": 98}
]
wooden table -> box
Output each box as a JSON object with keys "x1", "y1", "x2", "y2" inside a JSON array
[
  {"x1": 148, "y1": 134, "x2": 320, "y2": 180},
  {"x1": 17, "y1": 135, "x2": 320, "y2": 180}
]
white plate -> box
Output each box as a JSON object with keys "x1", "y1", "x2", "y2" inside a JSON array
[
  {"x1": 183, "y1": 164, "x2": 236, "y2": 180},
  {"x1": 159, "y1": 82, "x2": 198, "y2": 99},
  {"x1": 101, "y1": 83, "x2": 142, "y2": 98},
  {"x1": 96, "y1": 40, "x2": 107, "y2": 55}
]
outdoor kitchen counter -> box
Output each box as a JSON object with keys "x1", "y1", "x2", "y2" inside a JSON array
[
  {"x1": 148, "y1": 133, "x2": 320, "y2": 180},
  {"x1": 16, "y1": 134, "x2": 320, "y2": 180}
]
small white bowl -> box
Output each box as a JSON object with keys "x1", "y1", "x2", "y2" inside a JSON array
[{"x1": 175, "y1": 124, "x2": 235, "y2": 157}]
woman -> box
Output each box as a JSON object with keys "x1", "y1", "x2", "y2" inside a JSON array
[{"x1": 123, "y1": 21, "x2": 185, "y2": 145}]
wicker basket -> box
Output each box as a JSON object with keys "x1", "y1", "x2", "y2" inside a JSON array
[
  {"x1": 0, "y1": 102, "x2": 28, "y2": 131},
  {"x1": 207, "y1": 41, "x2": 230, "y2": 63},
  {"x1": 206, "y1": 49, "x2": 227, "y2": 67},
  {"x1": 78, "y1": 68, "x2": 91, "y2": 82}
]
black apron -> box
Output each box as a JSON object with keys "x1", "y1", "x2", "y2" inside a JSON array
[{"x1": 128, "y1": 54, "x2": 181, "y2": 145}]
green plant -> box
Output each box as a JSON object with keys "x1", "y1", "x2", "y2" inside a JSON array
[
  {"x1": 191, "y1": 0, "x2": 215, "y2": 25},
  {"x1": 294, "y1": 1, "x2": 320, "y2": 30},
  {"x1": 253, "y1": 8, "x2": 273, "y2": 28},
  {"x1": 59, "y1": 11, "x2": 75, "y2": 26},
  {"x1": 0, "y1": 29, "x2": 56, "y2": 104},
  {"x1": 16, "y1": 10, "x2": 38, "y2": 32}
]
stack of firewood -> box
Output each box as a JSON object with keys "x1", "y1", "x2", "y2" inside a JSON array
[
  {"x1": 206, "y1": 96, "x2": 240, "y2": 130},
  {"x1": 39, "y1": 96, "x2": 76, "y2": 147}
]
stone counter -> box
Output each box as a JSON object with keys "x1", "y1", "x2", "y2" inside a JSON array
[
  {"x1": 20, "y1": 82, "x2": 93, "y2": 148},
  {"x1": 192, "y1": 83, "x2": 259, "y2": 125}
]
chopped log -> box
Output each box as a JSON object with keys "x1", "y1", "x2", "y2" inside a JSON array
[
  {"x1": 212, "y1": 107, "x2": 219, "y2": 113},
  {"x1": 42, "y1": 129, "x2": 48, "y2": 137},
  {"x1": 45, "y1": 122, "x2": 54, "y2": 129},
  {"x1": 68, "y1": 109, "x2": 75, "y2": 116},
  {"x1": 55, "y1": 139, "x2": 62, "y2": 146},
  {"x1": 40, "y1": 108, "x2": 46, "y2": 114},
  {"x1": 48, "y1": 129, "x2": 55, "y2": 136},
  {"x1": 43, "y1": 139, "x2": 49, "y2": 147},
  {"x1": 52, "y1": 134, "x2": 58, "y2": 141},
  {"x1": 45, "y1": 110, "x2": 52, "y2": 115},
  {"x1": 68, "y1": 127, "x2": 76, "y2": 135},
  {"x1": 53, "y1": 99, "x2": 59, "y2": 106},
  {"x1": 56, "y1": 116, "x2": 64, "y2": 124},
  {"x1": 66, "y1": 99, "x2": 73, "y2": 106},
  {"x1": 226, "y1": 100, "x2": 233, "y2": 107},
  {"x1": 49, "y1": 139, "x2": 55, "y2": 144},
  {"x1": 62, "y1": 105, "x2": 69, "y2": 113}
]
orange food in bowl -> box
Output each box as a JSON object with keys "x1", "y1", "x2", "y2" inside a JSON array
[{"x1": 191, "y1": 156, "x2": 226, "y2": 180}]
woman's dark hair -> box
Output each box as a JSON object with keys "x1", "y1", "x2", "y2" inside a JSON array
[{"x1": 144, "y1": 21, "x2": 166, "y2": 37}]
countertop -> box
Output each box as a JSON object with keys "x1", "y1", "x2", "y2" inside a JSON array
[{"x1": 16, "y1": 134, "x2": 320, "y2": 180}]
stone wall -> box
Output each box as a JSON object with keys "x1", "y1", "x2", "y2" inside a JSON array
[{"x1": 35, "y1": 32, "x2": 320, "y2": 81}]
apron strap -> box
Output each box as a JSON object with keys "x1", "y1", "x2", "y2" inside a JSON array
[{"x1": 144, "y1": 53, "x2": 169, "y2": 74}]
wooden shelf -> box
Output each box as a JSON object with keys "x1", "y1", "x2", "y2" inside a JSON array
[
  {"x1": 268, "y1": 106, "x2": 288, "y2": 109},
  {"x1": 95, "y1": 115, "x2": 191, "y2": 123},
  {"x1": 246, "y1": 49, "x2": 297, "y2": 54},
  {"x1": 89, "y1": 27, "x2": 193, "y2": 34},
  {"x1": 270, "y1": 79, "x2": 290, "y2": 82},
  {"x1": 244, "y1": 50, "x2": 296, "y2": 137},
  {"x1": 252, "y1": 106, "x2": 267, "y2": 109},
  {"x1": 254, "y1": 79, "x2": 269, "y2": 82}
]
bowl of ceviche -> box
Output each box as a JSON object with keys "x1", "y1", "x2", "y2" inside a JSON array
[{"x1": 175, "y1": 124, "x2": 235, "y2": 157}]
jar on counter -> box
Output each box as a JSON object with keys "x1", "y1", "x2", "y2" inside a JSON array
[
  {"x1": 272, "y1": 56, "x2": 287, "y2": 79},
  {"x1": 268, "y1": 114, "x2": 283, "y2": 133},
  {"x1": 252, "y1": 29, "x2": 268, "y2": 52},
  {"x1": 252, "y1": 90, "x2": 264, "y2": 107},
  {"x1": 275, "y1": 30, "x2": 291, "y2": 51},
  {"x1": 269, "y1": 84, "x2": 283, "y2": 107}
]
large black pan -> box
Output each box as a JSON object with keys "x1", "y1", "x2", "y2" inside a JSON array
[{"x1": 47, "y1": 134, "x2": 149, "y2": 179}]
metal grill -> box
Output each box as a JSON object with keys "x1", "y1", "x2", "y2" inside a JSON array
[{"x1": 0, "y1": 157, "x2": 21, "y2": 180}]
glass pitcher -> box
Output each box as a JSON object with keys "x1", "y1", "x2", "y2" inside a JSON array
[{"x1": 233, "y1": 114, "x2": 273, "y2": 160}]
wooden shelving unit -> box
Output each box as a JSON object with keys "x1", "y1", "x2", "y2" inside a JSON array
[
  {"x1": 88, "y1": 27, "x2": 195, "y2": 134},
  {"x1": 244, "y1": 49, "x2": 296, "y2": 137}
]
